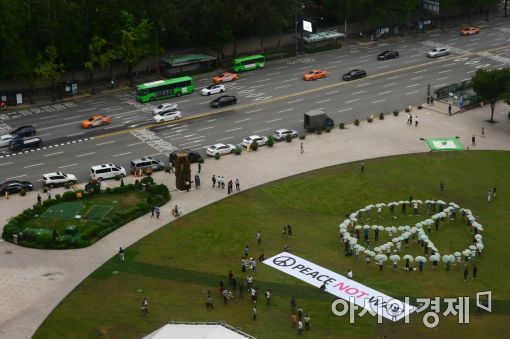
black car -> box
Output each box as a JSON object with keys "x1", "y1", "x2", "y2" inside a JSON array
[
  {"x1": 342, "y1": 70, "x2": 367, "y2": 81},
  {"x1": 377, "y1": 50, "x2": 399, "y2": 60},
  {"x1": 0, "y1": 180, "x2": 33, "y2": 194},
  {"x1": 210, "y1": 95, "x2": 237, "y2": 108},
  {"x1": 10, "y1": 125, "x2": 36, "y2": 138},
  {"x1": 169, "y1": 149, "x2": 203, "y2": 165}
]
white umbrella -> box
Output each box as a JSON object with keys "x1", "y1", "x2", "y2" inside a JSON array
[
  {"x1": 363, "y1": 225, "x2": 371, "y2": 229},
  {"x1": 392, "y1": 237, "x2": 400, "y2": 243},
  {"x1": 412, "y1": 200, "x2": 423, "y2": 204},
  {"x1": 385, "y1": 227, "x2": 392, "y2": 232},
  {"x1": 436, "y1": 200, "x2": 446, "y2": 205},
  {"x1": 365, "y1": 205, "x2": 374, "y2": 209},
  {"x1": 376, "y1": 203, "x2": 386, "y2": 208},
  {"x1": 415, "y1": 256, "x2": 427, "y2": 263},
  {"x1": 371, "y1": 225, "x2": 379, "y2": 230},
  {"x1": 415, "y1": 223, "x2": 423, "y2": 229},
  {"x1": 386, "y1": 242, "x2": 394, "y2": 247},
  {"x1": 449, "y1": 202, "x2": 459, "y2": 208},
  {"x1": 453, "y1": 252, "x2": 462, "y2": 257},
  {"x1": 399, "y1": 201, "x2": 406, "y2": 204},
  {"x1": 474, "y1": 234, "x2": 483, "y2": 241},
  {"x1": 388, "y1": 202, "x2": 398, "y2": 206},
  {"x1": 375, "y1": 254, "x2": 388, "y2": 261},
  {"x1": 378, "y1": 226, "x2": 385, "y2": 231},
  {"x1": 469, "y1": 245, "x2": 476, "y2": 251},
  {"x1": 355, "y1": 225, "x2": 362, "y2": 230},
  {"x1": 442, "y1": 255, "x2": 454, "y2": 263},
  {"x1": 357, "y1": 246, "x2": 366, "y2": 252},
  {"x1": 390, "y1": 255, "x2": 401, "y2": 262},
  {"x1": 367, "y1": 250, "x2": 376, "y2": 257},
  {"x1": 350, "y1": 217, "x2": 358, "y2": 222},
  {"x1": 351, "y1": 238, "x2": 358, "y2": 245},
  {"x1": 462, "y1": 249, "x2": 471, "y2": 257},
  {"x1": 374, "y1": 247, "x2": 381, "y2": 253},
  {"x1": 391, "y1": 226, "x2": 397, "y2": 233},
  {"x1": 364, "y1": 249, "x2": 372, "y2": 255},
  {"x1": 476, "y1": 243, "x2": 484, "y2": 251},
  {"x1": 403, "y1": 254, "x2": 414, "y2": 262},
  {"x1": 426, "y1": 219, "x2": 434, "y2": 224},
  {"x1": 404, "y1": 225, "x2": 411, "y2": 232},
  {"x1": 397, "y1": 226, "x2": 405, "y2": 232},
  {"x1": 425, "y1": 200, "x2": 432, "y2": 204}
]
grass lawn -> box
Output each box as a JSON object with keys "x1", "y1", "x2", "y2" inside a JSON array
[{"x1": 34, "y1": 151, "x2": 510, "y2": 339}]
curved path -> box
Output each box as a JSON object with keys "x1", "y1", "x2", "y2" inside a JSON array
[{"x1": 1, "y1": 101, "x2": 510, "y2": 338}]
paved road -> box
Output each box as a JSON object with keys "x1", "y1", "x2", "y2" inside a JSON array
[{"x1": 1, "y1": 15, "x2": 510, "y2": 186}]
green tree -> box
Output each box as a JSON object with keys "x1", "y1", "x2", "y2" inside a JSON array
[
  {"x1": 472, "y1": 68, "x2": 510, "y2": 122},
  {"x1": 115, "y1": 11, "x2": 154, "y2": 87},
  {"x1": 35, "y1": 45, "x2": 64, "y2": 100},
  {"x1": 84, "y1": 35, "x2": 116, "y2": 93}
]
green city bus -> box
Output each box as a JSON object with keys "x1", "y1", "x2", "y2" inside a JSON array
[
  {"x1": 135, "y1": 77, "x2": 194, "y2": 103},
  {"x1": 232, "y1": 54, "x2": 265, "y2": 73}
]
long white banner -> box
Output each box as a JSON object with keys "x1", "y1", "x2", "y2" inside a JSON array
[{"x1": 263, "y1": 252, "x2": 416, "y2": 321}]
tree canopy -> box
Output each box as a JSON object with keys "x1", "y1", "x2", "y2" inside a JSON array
[{"x1": 472, "y1": 68, "x2": 510, "y2": 122}]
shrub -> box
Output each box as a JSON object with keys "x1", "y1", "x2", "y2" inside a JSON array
[
  {"x1": 367, "y1": 116, "x2": 373, "y2": 123},
  {"x1": 42, "y1": 187, "x2": 48, "y2": 193},
  {"x1": 379, "y1": 113, "x2": 385, "y2": 120},
  {"x1": 20, "y1": 189, "x2": 27, "y2": 196},
  {"x1": 299, "y1": 134, "x2": 306, "y2": 140},
  {"x1": 115, "y1": 174, "x2": 123, "y2": 180},
  {"x1": 147, "y1": 184, "x2": 170, "y2": 200},
  {"x1": 339, "y1": 122, "x2": 345, "y2": 129},
  {"x1": 354, "y1": 119, "x2": 360, "y2": 126},
  {"x1": 112, "y1": 185, "x2": 131, "y2": 194},
  {"x1": 64, "y1": 182, "x2": 71, "y2": 189},
  {"x1": 215, "y1": 153, "x2": 221, "y2": 160},
  {"x1": 55, "y1": 194, "x2": 61, "y2": 200},
  {"x1": 405, "y1": 107, "x2": 411, "y2": 113},
  {"x1": 134, "y1": 179, "x2": 140, "y2": 189},
  {"x1": 120, "y1": 179, "x2": 125, "y2": 187},
  {"x1": 417, "y1": 105, "x2": 423, "y2": 109},
  {"x1": 85, "y1": 181, "x2": 101, "y2": 194},
  {"x1": 127, "y1": 184, "x2": 135, "y2": 190},
  {"x1": 316, "y1": 129, "x2": 322, "y2": 135},
  {"x1": 393, "y1": 110, "x2": 399, "y2": 116},
  {"x1": 80, "y1": 224, "x2": 103, "y2": 240},
  {"x1": 325, "y1": 127, "x2": 332, "y2": 133},
  {"x1": 267, "y1": 136, "x2": 274, "y2": 147},
  {"x1": 250, "y1": 141, "x2": 258, "y2": 151},
  {"x1": 198, "y1": 157, "x2": 205, "y2": 164},
  {"x1": 234, "y1": 146, "x2": 242, "y2": 155},
  {"x1": 285, "y1": 134, "x2": 293, "y2": 142},
  {"x1": 140, "y1": 176, "x2": 154, "y2": 187},
  {"x1": 105, "y1": 187, "x2": 112, "y2": 194},
  {"x1": 164, "y1": 165, "x2": 170, "y2": 173},
  {"x1": 62, "y1": 191, "x2": 76, "y2": 201}
]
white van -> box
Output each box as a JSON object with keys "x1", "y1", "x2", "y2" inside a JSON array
[{"x1": 90, "y1": 163, "x2": 126, "y2": 181}]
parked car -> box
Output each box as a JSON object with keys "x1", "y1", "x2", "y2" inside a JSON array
[
  {"x1": 212, "y1": 72, "x2": 239, "y2": 84},
  {"x1": 206, "y1": 143, "x2": 236, "y2": 157},
  {"x1": 42, "y1": 172, "x2": 77, "y2": 187},
  {"x1": 90, "y1": 163, "x2": 126, "y2": 181},
  {"x1": 130, "y1": 157, "x2": 165, "y2": 174},
  {"x1": 153, "y1": 110, "x2": 182, "y2": 123},
  {"x1": 152, "y1": 103, "x2": 178, "y2": 115},
  {"x1": 0, "y1": 180, "x2": 33, "y2": 195},
  {"x1": 10, "y1": 125, "x2": 36, "y2": 138},
  {"x1": 377, "y1": 50, "x2": 399, "y2": 60},
  {"x1": 210, "y1": 95, "x2": 237, "y2": 108},
  {"x1": 0, "y1": 134, "x2": 14, "y2": 147},
  {"x1": 201, "y1": 84, "x2": 225, "y2": 96},
  {"x1": 342, "y1": 69, "x2": 366, "y2": 81},
  {"x1": 169, "y1": 149, "x2": 203, "y2": 165},
  {"x1": 303, "y1": 70, "x2": 328, "y2": 81},
  {"x1": 273, "y1": 128, "x2": 298, "y2": 141},
  {"x1": 460, "y1": 27, "x2": 480, "y2": 36},
  {"x1": 81, "y1": 115, "x2": 110, "y2": 128},
  {"x1": 241, "y1": 135, "x2": 268, "y2": 148},
  {"x1": 427, "y1": 47, "x2": 450, "y2": 58},
  {"x1": 9, "y1": 137, "x2": 42, "y2": 151}
]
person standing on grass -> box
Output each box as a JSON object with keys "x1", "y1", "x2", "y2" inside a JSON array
[
  {"x1": 360, "y1": 160, "x2": 365, "y2": 173},
  {"x1": 492, "y1": 185, "x2": 497, "y2": 198},
  {"x1": 297, "y1": 306, "x2": 303, "y2": 321},
  {"x1": 141, "y1": 297, "x2": 149, "y2": 314},
  {"x1": 252, "y1": 305, "x2": 257, "y2": 320},
  {"x1": 440, "y1": 181, "x2": 445, "y2": 192},
  {"x1": 472, "y1": 264, "x2": 477, "y2": 279},
  {"x1": 487, "y1": 190, "x2": 492, "y2": 202},
  {"x1": 463, "y1": 265, "x2": 469, "y2": 281},
  {"x1": 291, "y1": 312, "x2": 297, "y2": 328},
  {"x1": 232, "y1": 277, "x2": 237, "y2": 291},
  {"x1": 257, "y1": 231, "x2": 262, "y2": 245},
  {"x1": 347, "y1": 270, "x2": 353, "y2": 279},
  {"x1": 207, "y1": 290, "x2": 214, "y2": 309},
  {"x1": 298, "y1": 320, "x2": 303, "y2": 335},
  {"x1": 118, "y1": 247, "x2": 125, "y2": 261},
  {"x1": 228, "y1": 270, "x2": 234, "y2": 285},
  {"x1": 239, "y1": 280, "x2": 245, "y2": 297},
  {"x1": 265, "y1": 289, "x2": 271, "y2": 305},
  {"x1": 304, "y1": 314, "x2": 310, "y2": 331},
  {"x1": 244, "y1": 245, "x2": 249, "y2": 258},
  {"x1": 290, "y1": 296, "x2": 296, "y2": 312}
]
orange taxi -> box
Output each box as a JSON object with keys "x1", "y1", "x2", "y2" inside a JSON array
[
  {"x1": 81, "y1": 115, "x2": 111, "y2": 128},
  {"x1": 303, "y1": 69, "x2": 328, "y2": 81},
  {"x1": 212, "y1": 72, "x2": 239, "y2": 84},
  {"x1": 460, "y1": 27, "x2": 480, "y2": 36}
]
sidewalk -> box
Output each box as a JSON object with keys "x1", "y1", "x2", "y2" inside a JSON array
[{"x1": 1, "y1": 102, "x2": 510, "y2": 338}]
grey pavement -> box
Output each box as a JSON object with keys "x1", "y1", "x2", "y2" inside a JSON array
[{"x1": 1, "y1": 100, "x2": 510, "y2": 338}]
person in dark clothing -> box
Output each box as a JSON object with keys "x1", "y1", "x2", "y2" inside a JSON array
[
  {"x1": 472, "y1": 264, "x2": 477, "y2": 279},
  {"x1": 232, "y1": 277, "x2": 237, "y2": 291},
  {"x1": 463, "y1": 266, "x2": 469, "y2": 281},
  {"x1": 198, "y1": 163, "x2": 201, "y2": 173},
  {"x1": 228, "y1": 270, "x2": 233, "y2": 285},
  {"x1": 212, "y1": 175, "x2": 216, "y2": 187},
  {"x1": 440, "y1": 181, "x2": 445, "y2": 192},
  {"x1": 402, "y1": 203, "x2": 406, "y2": 215},
  {"x1": 207, "y1": 290, "x2": 214, "y2": 309},
  {"x1": 239, "y1": 281, "x2": 245, "y2": 297},
  {"x1": 290, "y1": 296, "x2": 296, "y2": 311},
  {"x1": 375, "y1": 228, "x2": 379, "y2": 241}
]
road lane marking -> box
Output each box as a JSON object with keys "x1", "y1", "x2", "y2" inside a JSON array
[
  {"x1": 383, "y1": 83, "x2": 397, "y2": 88},
  {"x1": 246, "y1": 108, "x2": 262, "y2": 114},
  {"x1": 325, "y1": 90, "x2": 339, "y2": 95},
  {"x1": 127, "y1": 141, "x2": 145, "y2": 147},
  {"x1": 372, "y1": 99, "x2": 386, "y2": 103},
  {"x1": 346, "y1": 99, "x2": 359, "y2": 104},
  {"x1": 438, "y1": 69, "x2": 452, "y2": 74},
  {"x1": 356, "y1": 82, "x2": 372, "y2": 87},
  {"x1": 217, "y1": 136, "x2": 234, "y2": 141},
  {"x1": 377, "y1": 91, "x2": 391, "y2": 96},
  {"x1": 76, "y1": 152, "x2": 95, "y2": 158},
  {"x1": 225, "y1": 127, "x2": 242, "y2": 133},
  {"x1": 23, "y1": 163, "x2": 44, "y2": 168},
  {"x1": 6, "y1": 174, "x2": 27, "y2": 180},
  {"x1": 338, "y1": 107, "x2": 353, "y2": 112},
  {"x1": 39, "y1": 114, "x2": 58, "y2": 120},
  {"x1": 63, "y1": 115, "x2": 82, "y2": 121},
  {"x1": 436, "y1": 77, "x2": 449, "y2": 81},
  {"x1": 406, "y1": 90, "x2": 419, "y2": 95},
  {"x1": 266, "y1": 118, "x2": 282, "y2": 123},
  {"x1": 387, "y1": 76, "x2": 399, "y2": 80},
  {"x1": 112, "y1": 152, "x2": 132, "y2": 157},
  {"x1": 406, "y1": 83, "x2": 420, "y2": 88},
  {"x1": 43, "y1": 151, "x2": 63, "y2": 157},
  {"x1": 316, "y1": 99, "x2": 331, "y2": 104},
  {"x1": 0, "y1": 161, "x2": 13, "y2": 166},
  {"x1": 275, "y1": 85, "x2": 291, "y2": 89},
  {"x1": 351, "y1": 90, "x2": 365, "y2": 95},
  {"x1": 234, "y1": 118, "x2": 251, "y2": 123},
  {"x1": 410, "y1": 76, "x2": 423, "y2": 81},
  {"x1": 183, "y1": 134, "x2": 197, "y2": 138},
  {"x1": 59, "y1": 163, "x2": 78, "y2": 169},
  {"x1": 197, "y1": 126, "x2": 214, "y2": 131},
  {"x1": 253, "y1": 128, "x2": 271, "y2": 134},
  {"x1": 278, "y1": 108, "x2": 294, "y2": 113},
  {"x1": 287, "y1": 99, "x2": 303, "y2": 104},
  {"x1": 96, "y1": 141, "x2": 115, "y2": 146}
]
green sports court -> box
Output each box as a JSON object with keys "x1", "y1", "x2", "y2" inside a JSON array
[
  {"x1": 41, "y1": 202, "x2": 85, "y2": 220},
  {"x1": 81, "y1": 205, "x2": 113, "y2": 221}
]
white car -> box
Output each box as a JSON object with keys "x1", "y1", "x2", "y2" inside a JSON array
[
  {"x1": 206, "y1": 143, "x2": 236, "y2": 157},
  {"x1": 152, "y1": 103, "x2": 178, "y2": 115},
  {"x1": 272, "y1": 128, "x2": 298, "y2": 141},
  {"x1": 427, "y1": 47, "x2": 450, "y2": 58},
  {"x1": 241, "y1": 135, "x2": 268, "y2": 148},
  {"x1": 0, "y1": 134, "x2": 14, "y2": 148},
  {"x1": 42, "y1": 172, "x2": 77, "y2": 187},
  {"x1": 201, "y1": 84, "x2": 225, "y2": 96},
  {"x1": 153, "y1": 110, "x2": 182, "y2": 123}
]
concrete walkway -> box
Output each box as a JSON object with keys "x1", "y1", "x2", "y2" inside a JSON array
[{"x1": 0, "y1": 102, "x2": 509, "y2": 338}]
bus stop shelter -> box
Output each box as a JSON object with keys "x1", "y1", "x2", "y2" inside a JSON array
[
  {"x1": 159, "y1": 54, "x2": 217, "y2": 76},
  {"x1": 301, "y1": 31, "x2": 345, "y2": 49}
]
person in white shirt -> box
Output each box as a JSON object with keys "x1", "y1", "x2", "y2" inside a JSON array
[{"x1": 347, "y1": 270, "x2": 353, "y2": 279}]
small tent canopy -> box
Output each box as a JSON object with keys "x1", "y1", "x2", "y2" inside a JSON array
[{"x1": 143, "y1": 322, "x2": 256, "y2": 339}]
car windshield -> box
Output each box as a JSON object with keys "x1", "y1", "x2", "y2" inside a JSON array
[
  {"x1": 157, "y1": 104, "x2": 164, "y2": 109},
  {"x1": 88, "y1": 117, "x2": 94, "y2": 121},
  {"x1": 216, "y1": 74, "x2": 224, "y2": 77},
  {"x1": 206, "y1": 85, "x2": 214, "y2": 89},
  {"x1": 210, "y1": 146, "x2": 217, "y2": 150}
]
